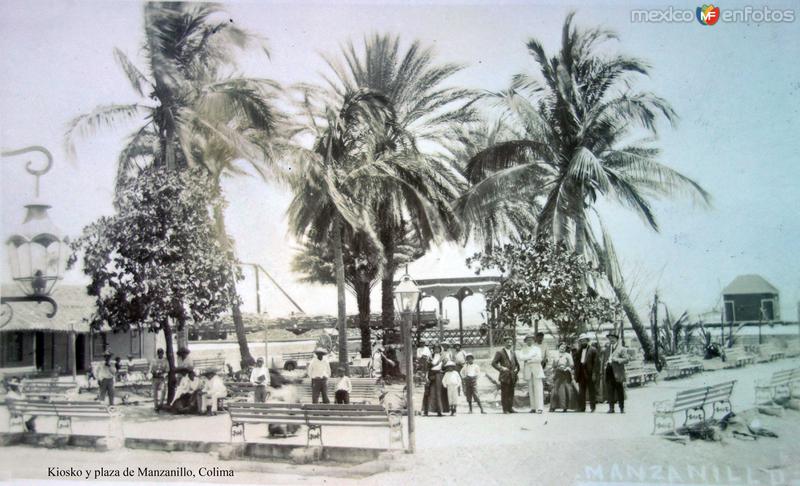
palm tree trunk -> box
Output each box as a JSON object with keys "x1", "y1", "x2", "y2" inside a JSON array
[
  {"x1": 333, "y1": 218, "x2": 348, "y2": 372},
  {"x1": 211, "y1": 204, "x2": 254, "y2": 368},
  {"x1": 356, "y1": 281, "x2": 372, "y2": 358},
  {"x1": 612, "y1": 284, "x2": 655, "y2": 361},
  {"x1": 379, "y1": 215, "x2": 396, "y2": 330}
]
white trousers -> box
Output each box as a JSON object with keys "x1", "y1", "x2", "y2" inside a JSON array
[{"x1": 524, "y1": 365, "x2": 545, "y2": 411}]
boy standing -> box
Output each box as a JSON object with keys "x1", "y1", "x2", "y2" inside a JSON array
[
  {"x1": 460, "y1": 353, "x2": 485, "y2": 414},
  {"x1": 442, "y1": 361, "x2": 462, "y2": 416},
  {"x1": 335, "y1": 367, "x2": 352, "y2": 404}
]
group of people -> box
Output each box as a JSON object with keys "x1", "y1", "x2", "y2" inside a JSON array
[
  {"x1": 415, "y1": 330, "x2": 630, "y2": 416},
  {"x1": 417, "y1": 341, "x2": 485, "y2": 416},
  {"x1": 493, "y1": 331, "x2": 630, "y2": 414}
]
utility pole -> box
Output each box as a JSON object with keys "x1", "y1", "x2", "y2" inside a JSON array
[{"x1": 652, "y1": 292, "x2": 660, "y2": 368}]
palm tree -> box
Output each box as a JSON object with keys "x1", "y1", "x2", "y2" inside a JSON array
[
  {"x1": 288, "y1": 89, "x2": 396, "y2": 369},
  {"x1": 64, "y1": 2, "x2": 280, "y2": 366},
  {"x1": 320, "y1": 34, "x2": 475, "y2": 329},
  {"x1": 291, "y1": 228, "x2": 423, "y2": 357},
  {"x1": 462, "y1": 13, "x2": 711, "y2": 360}
]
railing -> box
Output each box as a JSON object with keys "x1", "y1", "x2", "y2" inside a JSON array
[{"x1": 416, "y1": 327, "x2": 515, "y2": 347}]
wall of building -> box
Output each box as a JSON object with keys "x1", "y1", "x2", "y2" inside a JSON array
[
  {"x1": 89, "y1": 328, "x2": 162, "y2": 362},
  {"x1": 724, "y1": 293, "x2": 779, "y2": 322}
]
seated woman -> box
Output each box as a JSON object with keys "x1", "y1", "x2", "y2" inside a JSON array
[
  {"x1": 198, "y1": 368, "x2": 227, "y2": 415},
  {"x1": 171, "y1": 371, "x2": 201, "y2": 414}
]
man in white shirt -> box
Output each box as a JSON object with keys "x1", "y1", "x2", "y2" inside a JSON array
[
  {"x1": 171, "y1": 371, "x2": 201, "y2": 414},
  {"x1": 308, "y1": 348, "x2": 331, "y2": 404},
  {"x1": 249, "y1": 357, "x2": 270, "y2": 403},
  {"x1": 518, "y1": 333, "x2": 546, "y2": 413},
  {"x1": 95, "y1": 352, "x2": 116, "y2": 405},
  {"x1": 416, "y1": 341, "x2": 432, "y2": 360},
  {"x1": 199, "y1": 368, "x2": 228, "y2": 414}
]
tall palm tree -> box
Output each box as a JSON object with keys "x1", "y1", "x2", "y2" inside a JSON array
[
  {"x1": 320, "y1": 34, "x2": 475, "y2": 329},
  {"x1": 288, "y1": 89, "x2": 395, "y2": 368},
  {"x1": 64, "y1": 2, "x2": 280, "y2": 365},
  {"x1": 462, "y1": 13, "x2": 711, "y2": 360}
]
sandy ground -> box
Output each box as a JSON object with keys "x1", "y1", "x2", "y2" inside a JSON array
[{"x1": 1, "y1": 357, "x2": 799, "y2": 485}]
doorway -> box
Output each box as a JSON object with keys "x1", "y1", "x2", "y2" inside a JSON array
[
  {"x1": 34, "y1": 331, "x2": 45, "y2": 370},
  {"x1": 75, "y1": 335, "x2": 86, "y2": 372}
]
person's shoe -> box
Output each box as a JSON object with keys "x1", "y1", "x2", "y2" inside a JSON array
[
  {"x1": 437, "y1": 412, "x2": 443, "y2": 417},
  {"x1": 423, "y1": 412, "x2": 428, "y2": 416},
  {"x1": 480, "y1": 409, "x2": 486, "y2": 414},
  {"x1": 590, "y1": 406, "x2": 596, "y2": 413},
  {"x1": 509, "y1": 409, "x2": 517, "y2": 413},
  {"x1": 503, "y1": 411, "x2": 509, "y2": 414},
  {"x1": 607, "y1": 408, "x2": 615, "y2": 414},
  {"x1": 536, "y1": 409, "x2": 543, "y2": 414},
  {"x1": 530, "y1": 409, "x2": 537, "y2": 413},
  {"x1": 620, "y1": 408, "x2": 625, "y2": 414}
]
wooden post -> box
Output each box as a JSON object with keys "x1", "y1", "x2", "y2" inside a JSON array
[
  {"x1": 70, "y1": 325, "x2": 76, "y2": 380},
  {"x1": 457, "y1": 297, "x2": 464, "y2": 346},
  {"x1": 438, "y1": 298, "x2": 444, "y2": 343}
]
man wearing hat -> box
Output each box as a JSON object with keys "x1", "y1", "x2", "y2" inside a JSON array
[
  {"x1": 199, "y1": 368, "x2": 228, "y2": 414},
  {"x1": 519, "y1": 332, "x2": 546, "y2": 413},
  {"x1": 308, "y1": 347, "x2": 331, "y2": 404},
  {"x1": 573, "y1": 333, "x2": 599, "y2": 412},
  {"x1": 96, "y1": 351, "x2": 116, "y2": 405},
  {"x1": 602, "y1": 332, "x2": 629, "y2": 413},
  {"x1": 249, "y1": 357, "x2": 270, "y2": 403},
  {"x1": 491, "y1": 336, "x2": 520, "y2": 413},
  {"x1": 175, "y1": 347, "x2": 194, "y2": 376},
  {"x1": 5, "y1": 377, "x2": 37, "y2": 431},
  {"x1": 148, "y1": 348, "x2": 169, "y2": 411}
]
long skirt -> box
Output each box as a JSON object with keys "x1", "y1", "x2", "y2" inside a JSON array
[{"x1": 550, "y1": 369, "x2": 576, "y2": 411}]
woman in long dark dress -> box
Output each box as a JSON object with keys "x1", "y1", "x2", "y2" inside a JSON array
[
  {"x1": 424, "y1": 345, "x2": 445, "y2": 416},
  {"x1": 549, "y1": 342, "x2": 575, "y2": 412}
]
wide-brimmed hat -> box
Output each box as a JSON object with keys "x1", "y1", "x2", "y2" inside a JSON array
[
  {"x1": 465, "y1": 353, "x2": 474, "y2": 359},
  {"x1": 444, "y1": 360, "x2": 456, "y2": 368},
  {"x1": 314, "y1": 347, "x2": 329, "y2": 355},
  {"x1": 523, "y1": 333, "x2": 535, "y2": 342},
  {"x1": 578, "y1": 333, "x2": 592, "y2": 341},
  {"x1": 606, "y1": 332, "x2": 619, "y2": 339},
  {"x1": 8, "y1": 377, "x2": 21, "y2": 387},
  {"x1": 201, "y1": 367, "x2": 219, "y2": 375},
  {"x1": 177, "y1": 347, "x2": 190, "y2": 356},
  {"x1": 103, "y1": 350, "x2": 112, "y2": 357}
]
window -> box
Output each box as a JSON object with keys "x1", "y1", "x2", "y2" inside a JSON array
[
  {"x1": 724, "y1": 301, "x2": 735, "y2": 323},
  {"x1": 761, "y1": 300, "x2": 775, "y2": 321},
  {"x1": 130, "y1": 329, "x2": 140, "y2": 356},
  {"x1": 92, "y1": 333, "x2": 107, "y2": 360},
  {"x1": 3, "y1": 332, "x2": 24, "y2": 363}
]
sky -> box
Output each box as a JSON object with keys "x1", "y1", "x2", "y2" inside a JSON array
[{"x1": 1, "y1": 0, "x2": 799, "y2": 328}]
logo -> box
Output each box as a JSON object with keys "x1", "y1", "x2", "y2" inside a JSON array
[{"x1": 697, "y1": 4, "x2": 721, "y2": 25}]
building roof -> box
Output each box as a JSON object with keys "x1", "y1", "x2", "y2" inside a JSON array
[
  {"x1": 1, "y1": 284, "x2": 94, "y2": 333},
  {"x1": 722, "y1": 274, "x2": 779, "y2": 296}
]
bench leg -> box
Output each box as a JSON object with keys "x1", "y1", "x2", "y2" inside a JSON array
[
  {"x1": 711, "y1": 399, "x2": 732, "y2": 419},
  {"x1": 652, "y1": 412, "x2": 675, "y2": 435},
  {"x1": 387, "y1": 410, "x2": 404, "y2": 449},
  {"x1": 230, "y1": 423, "x2": 244, "y2": 443},
  {"x1": 307, "y1": 425, "x2": 322, "y2": 447},
  {"x1": 683, "y1": 407, "x2": 705, "y2": 429},
  {"x1": 9, "y1": 414, "x2": 24, "y2": 433},
  {"x1": 755, "y1": 384, "x2": 776, "y2": 406},
  {"x1": 56, "y1": 416, "x2": 72, "y2": 435}
]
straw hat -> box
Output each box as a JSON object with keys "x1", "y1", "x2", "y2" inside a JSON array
[
  {"x1": 314, "y1": 347, "x2": 329, "y2": 355},
  {"x1": 578, "y1": 333, "x2": 592, "y2": 341},
  {"x1": 444, "y1": 360, "x2": 456, "y2": 368}
]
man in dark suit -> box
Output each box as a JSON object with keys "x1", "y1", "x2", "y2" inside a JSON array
[
  {"x1": 573, "y1": 333, "x2": 599, "y2": 412},
  {"x1": 602, "y1": 332, "x2": 629, "y2": 413},
  {"x1": 492, "y1": 336, "x2": 520, "y2": 413}
]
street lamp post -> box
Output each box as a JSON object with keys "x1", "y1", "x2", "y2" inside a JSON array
[
  {"x1": 393, "y1": 273, "x2": 420, "y2": 454},
  {"x1": 2, "y1": 146, "x2": 68, "y2": 371}
]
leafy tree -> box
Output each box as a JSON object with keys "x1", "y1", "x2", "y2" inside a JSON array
[
  {"x1": 65, "y1": 2, "x2": 280, "y2": 365},
  {"x1": 461, "y1": 14, "x2": 710, "y2": 359},
  {"x1": 69, "y1": 168, "x2": 240, "y2": 401},
  {"x1": 467, "y1": 237, "x2": 619, "y2": 342}
]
